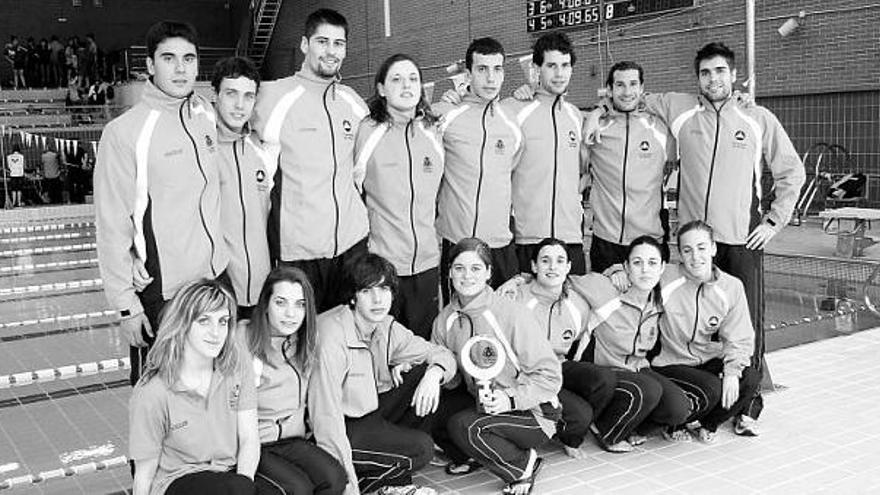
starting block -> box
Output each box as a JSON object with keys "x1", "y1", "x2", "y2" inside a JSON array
[{"x1": 819, "y1": 207, "x2": 880, "y2": 257}]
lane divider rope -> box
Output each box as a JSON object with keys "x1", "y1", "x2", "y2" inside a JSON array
[
  {"x1": 0, "y1": 257, "x2": 98, "y2": 274},
  {"x1": 0, "y1": 278, "x2": 102, "y2": 297},
  {"x1": 0, "y1": 243, "x2": 97, "y2": 258},
  {"x1": 0, "y1": 221, "x2": 94, "y2": 235},
  {"x1": 0, "y1": 232, "x2": 91, "y2": 244},
  {"x1": 0, "y1": 309, "x2": 117, "y2": 330},
  {"x1": 0, "y1": 455, "x2": 128, "y2": 490},
  {"x1": 0, "y1": 357, "x2": 130, "y2": 389}
]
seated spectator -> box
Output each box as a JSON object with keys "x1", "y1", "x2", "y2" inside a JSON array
[{"x1": 129, "y1": 279, "x2": 258, "y2": 495}]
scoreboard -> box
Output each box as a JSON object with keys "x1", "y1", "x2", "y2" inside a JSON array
[{"x1": 527, "y1": 0, "x2": 694, "y2": 33}]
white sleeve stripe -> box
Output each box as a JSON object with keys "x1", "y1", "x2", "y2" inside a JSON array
[
  {"x1": 417, "y1": 123, "x2": 445, "y2": 161},
  {"x1": 482, "y1": 310, "x2": 521, "y2": 373},
  {"x1": 525, "y1": 298, "x2": 538, "y2": 310},
  {"x1": 338, "y1": 89, "x2": 368, "y2": 119},
  {"x1": 731, "y1": 106, "x2": 764, "y2": 204},
  {"x1": 638, "y1": 116, "x2": 668, "y2": 160},
  {"x1": 133, "y1": 110, "x2": 160, "y2": 262},
  {"x1": 263, "y1": 86, "x2": 305, "y2": 144},
  {"x1": 439, "y1": 105, "x2": 470, "y2": 134},
  {"x1": 711, "y1": 284, "x2": 730, "y2": 314},
  {"x1": 589, "y1": 298, "x2": 622, "y2": 331},
  {"x1": 353, "y1": 125, "x2": 389, "y2": 189},
  {"x1": 495, "y1": 106, "x2": 522, "y2": 151},
  {"x1": 670, "y1": 105, "x2": 702, "y2": 140},
  {"x1": 661, "y1": 277, "x2": 687, "y2": 302},
  {"x1": 516, "y1": 100, "x2": 540, "y2": 126},
  {"x1": 445, "y1": 312, "x2": 459, "y2": 332},
  {"x1": 563, "y1": 299, "x2": 583, "y2": 335}
]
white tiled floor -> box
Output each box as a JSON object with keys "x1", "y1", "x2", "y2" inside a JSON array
[{"x1": 413, "y1": 327, "x2": 880, "y2": 494}]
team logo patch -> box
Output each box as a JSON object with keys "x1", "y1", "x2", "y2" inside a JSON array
[
  {"x1": 639, "y1": 140, "x2": 650, "y2": 152},
  {"x1": 423, "y1": 156, "x2": 434, "y2": 173},
  {"x1": 342, "y1": 120, "x2": 354, "y2": 140},
  {"x1": 734, "y1": 130, "x2": 746, "y2": 141},
  {"x1": 170, "y1": 420, "x2": 188, "y2": 432},
  {"x1": 568, "y1": 130, "x2": 578, "y2": 147},
  {"x1": 229, "y1": 383, "x2": 241, "y2": 409},
  {"x1": 256, "y1": 170, "x2": 266, "y2": 183},
  {"x1": 708, "y1": 315, "x2": 720, "y2": 328},
  {"x1": 561, "y1": 328, "x2": 575, "y2": 341},
  {"x1": 495, "y1": 139, "x2": 506, "y2": 155},
  {"x1": 205, "y1": 135, "x2": 213, "y2": 147}
]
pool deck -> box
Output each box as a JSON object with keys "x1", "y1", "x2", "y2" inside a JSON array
[{"x1": 1, "y1": 205, "x2": 879, "y2": 494}]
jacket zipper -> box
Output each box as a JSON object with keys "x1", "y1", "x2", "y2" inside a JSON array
[
  {"x1": 550, "y1": 96, "x2": 560, "y2": 238},
  {"x1": 232, "y1": 140, "x2": 252, "y2": 303},
  {"x1": 179, "y1": 100, "x2": 217, "y2": 276},
  {"x1": 323, "y1": 83, "x2": 340, "y2": 256},
  {"x1": 688, "y1": 284, "x2": 704, "y2": 358},
  {"x1": 618, "y1": 113, "x2": 630, "y2": 244},
  {"x1": 704, "y1": 102, "x2": 726, "y2": 220},
  {"x1": 405, "y1": 121, "x2": 418, "y2": 273},
  {"x1": 472, "y1": 104, "x2": 491, "y2": 237}
]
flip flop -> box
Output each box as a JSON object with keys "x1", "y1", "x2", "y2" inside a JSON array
[
  {"x1": 445, "y1": 458, "x2": 480, "y2": 475},
  {"x1": 502, "y1": 457, "x2": 543, "y2": 495}
]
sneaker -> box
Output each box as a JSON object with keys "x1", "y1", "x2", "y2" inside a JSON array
[
  {"x1": 663, "y1": 427, "x2": 693, "y2": 443},
  {"x1": 563, "y1": 444, "x2": 587, "y2": 459},
  {"x1": 696, "y1": 427, "x2": 717, "y2": 443},
  {"x1": 734, "y1": 415, "x2": 760, "y2": 437}
]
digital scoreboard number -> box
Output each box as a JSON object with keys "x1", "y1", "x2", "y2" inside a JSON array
[{"x1": 527, "y1": 0, "x2": 695, "y2": 33}]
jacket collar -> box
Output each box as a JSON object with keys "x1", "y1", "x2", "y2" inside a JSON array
[
  {"x1": 140, "y1": 79, "x2": 190, "y2": 112},
  {"x1": 450, "y1": 285, "x2": 495, "y2": 315},
  {"x1": 216, "y1": 119, "x2": 251, "y2": 144}
]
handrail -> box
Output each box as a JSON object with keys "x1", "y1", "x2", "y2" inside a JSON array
[{"x1": 862, "y1": 264, "x2": 880, "y2": 318}]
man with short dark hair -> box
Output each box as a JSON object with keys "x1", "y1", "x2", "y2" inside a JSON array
[
  {"x1": 637, "y1": 42, "x2": 805, "y2": 434},
  {"x1": 434, "y1": 37, "x2": 523, "y2": 300},
  {"x1": 95, "y1": 20, "x2": 228, "y2": 385},
  {"x1": 211, "y1": 56, "x2": 273, "y2": 318},
  {"x1": 506, "y1": 32, "x2": 588, "y2": 275},
  {"x1": 251, "y1": 8, "x2": 369, "y2": 312},
  {"x1": 587, "y1": 61, "x2": 672, "y2": 272}
]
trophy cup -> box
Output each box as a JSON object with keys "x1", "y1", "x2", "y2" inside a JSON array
[{"x1": 460, "y1": 336, "x2": 507, "y2": 413}]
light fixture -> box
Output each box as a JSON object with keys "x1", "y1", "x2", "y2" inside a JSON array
[{"x1": 778, "y1": 10, "x2": 806, "y2": 37}]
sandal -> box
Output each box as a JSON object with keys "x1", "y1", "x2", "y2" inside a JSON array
[
  {"x1": 445, "y1": 458, "x2": 480, "y2": 475},
  {"x1": 502, "y1": 457, "x2": 543, "y2": 495}
]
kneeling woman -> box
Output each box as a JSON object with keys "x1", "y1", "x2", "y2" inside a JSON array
[
  {"x1": 651, "y1": 220, "x2": 761, "y2": 441},
  {"x1": 309, "y1": 253, "x2": 456, "y2": 495},
  {"x1": 129, "y1": 280, "x2": 258, "y2": 495},
  {"x1": 432, "y1": 237, "x2": 562, "y2": 495},
  {"x1": 570, "y1": 236, "x2": 693, "y2": 451},
  {"x1": 244, "y1": 266, "x2": 346, "y2": 494}
]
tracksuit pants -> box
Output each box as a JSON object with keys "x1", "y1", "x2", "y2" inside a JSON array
[
  {"x1": 654, "y1": 359, "x2": 762, "y2": 432},
  {"x1": 594, "y1": 368, "x2": 692, "y2": 445},
  {"x1": 392, "y1": 267, "x2": 440, "y2": 340},
  {"x1": 255, "y1": 438, "x2": 346, "y2": 495},
  {"x1": 447, "y1": 408, "x2": 550, "y2": 484},
  {"x1": 345, "y1": 363, "x2": 434, "y2": 493},
  {"x1": 556, "y1": 361, "x2": 617, "y2": 448},
  {"x1": 715, "y1": 242, "x2": 765, "y2": 420},
  {"x1": 165, "y1": 471, "x2": 255, "y2": 495}
]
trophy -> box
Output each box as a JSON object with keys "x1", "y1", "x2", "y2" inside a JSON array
[{"x1": 460, "y1": 336, "x2": 507, "y2": 413}]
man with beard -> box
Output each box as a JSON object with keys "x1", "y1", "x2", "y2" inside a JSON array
[{"x1": 251, "y1": 8, "x2": 369, "y2": 312}]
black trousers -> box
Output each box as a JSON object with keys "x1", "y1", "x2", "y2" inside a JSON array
[
  {"x1": 654, "y1": 359, "x2": 761, "y2": 431},
  {"x1": 556, "y1": 361, "x2": 617, "y2": 448},
  {"x1": 594, "y1": 368, "x2": 691, "y2": 445},
  {"x1": 515, "y1": 242, "x2": 587, "y2": 276},
  {"x1": 346, "y1": 363, "x2": 434, "y2": 493},
  {"x1": 392, "y1": 267, "x2": 439, "y2": 340},
  {"x1": 282, "y1": 237, "x2": 367, "y2": 313},
  {"x1": 715, "y1": 242, "x2": 765, "y2": 419},
  {"x1": 255, "y1": 437, "x2": 346, "y2": 495},
  {"x1": 440, "y1": 239, "x2": 518, "y2": 304},
  {"x1": 166, "y1": 470, "x2": 255, "y2": 495}
]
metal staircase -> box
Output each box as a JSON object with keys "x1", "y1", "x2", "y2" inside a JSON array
[{"x1": 243, "y1": 0, "x2": 283, "y2": 69}]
